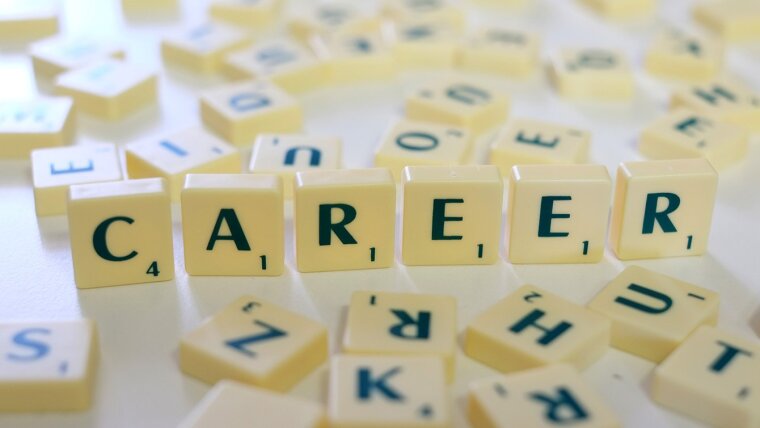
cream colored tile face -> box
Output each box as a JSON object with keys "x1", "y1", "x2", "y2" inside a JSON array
[
  {"x1": 458, "y1": 28, "x2": 541, "y2": 77},
  {"x1": 693, "y1": 1, "x2": 760, "y2": 42},
  {"x1": 311, "y1": 29, "x2": 395, "y2": 84},
  {"x1": 161, "y1": 23, "x2": 252, "y2": 74},
  {"x1": 0, "y1": 97, "x2": 74, "y2": 158},
  {"x1": 288, "y1": 2, "x2": 379, "y2": 43},
  {"x1": 249, "y1": 134, "x2": 342, "y2": 199},
  {"x1": 389, "y1": 21, "x2": 461, "y2": 69},
  {"x1": 402, "y1": 165, "x2": 503, "y2": 266},
  {"x1": 0, "y1": 0, "x2": 58, "y2": 41},
  {"x1": 588, "y1": 265, "x2": 718, "y2": 363},
  {"x1": 294, "y1": 168, "x2": 395, "y2": 272},
  {"x1": 639, "y1": 108, "x2": 748, "y2": 170},
  {"x1": 125, "y1": 127, "x2": 240, "y2": 200},
  {"x1": 180, "y1": 380, "x2": 326, "y2": 428},
  {"x1": 489, "y1": 119, "x2": 590, "y2": 174},
  {"x1": 550, "y1": 49, "x2": 634, "y2": 101},
  {"x1": 55, "y1": 59, "x2": 157, "y2": 121},
  {"x1": 671, "y1": 78, "x2": 760, "y2": 133},
  {"x1": 405, "y1": 77, "x2": 509, "y2": 135},
  {"x1": 468, "y1": 365, "x2": 620, "y2": 428},
  {"x1": 374, "y1": 119, "x2": 470, "y2": 180},
  {"x1": 121, "y1": 0, "x2": 177, "y2": 11},
  {"x1": 579, "y1": 0, "x2": 655, "y2": 19},
  {"x1": 329, "y1": 355, "x2": 449, "y2": 428},
  {"x1": 343, "y1": 291, "x2": 457, "y2": 381},
  {"x1": 464, "y1": 284, "x2": 611, "y2": 373},
  {"x1": 382, "y1": 0, "x2": 465, "y2": 29},
  {"x1": 209, "y1": 0, "x2": 280, "y2": 28},
  {"x1": 182, "y1": 174, "x2": 284, "y2": 277},
  {"x1": 30, "y1": 36, "x2": 124, "y2": 80},
  {"x1": 609, "y1": 159, "x2": 718, "y2": 260},
  {"x1": 508, "y1": 164, "x2": 612, "y2": 264},
  {"x1": 645, "y1": 29, "x2": 723, "y2": 83},
  {"x1": 223, "y1": 38, "x2": 328, "y2": 94},
  {"x1": 67, "y1": 178, "x2": 174, "y2": 289},
  {"x1": 651, "y1": 326, "x2": 760, "y2": 428},
  {"x1": 0, "y1": 319, "x2": 97, "y2": 412},
  {"x1": 179, "y1": 296, "x2": 328, "y2": 392},
  {"x1": 32, "y1": 143, "x2": 123, "y2": 216},
  {"x1": 200, "y1": 80, "x2": 303, "y2": 146}
]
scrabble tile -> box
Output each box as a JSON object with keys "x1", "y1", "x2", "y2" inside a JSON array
[
  {"x1": 693, "y1": 1, "x2": 760, "y2": 43},
  {"x1": 550, "y1": 49, "x2": 635, "y2": 101},
  {"x1": 310, "y1": 28, "x2": 396, "y2": 84},
  {"x1": 343, "y1": 291, "x2": 457, "y2": 381},
  {"x1": 401, "y1": 165, "x2": 503, "y2": 266},
  {"x1": 179, "y1": 296, "x2": 328, "y2": 392},
  {"x1": 329, "y1": 355, "x2": 449, "y2": 428},
  {"x1": 387, "y1": 20, "x2": 461, "y2": 69},
  {"x1": 294, "y1": 168, "x2": 395, "y2": 273},
  {"x1": 248, "y1": 134, "x2": 342, "y2": 199},
  {"x1": 588, "y1": 266, "x2": 719, "y2": 363},
  {"x1": 488, "y1": 119, "x2": 590, "y2": 174},
  {"x1": 223, "y1": 38, "x2": 329, "y2": 94},
  {"x1": 32, "y1": 143, "x2": 123, "y2": 217},
  {"x1": 457, "y1": 28, "x2": 541, "y2": 78},
  {"x1": 651, "y1": 326, "x2": 760, "y2": 428},
  {"x1": 373, "y1": 119, "x2": 470, "y2": 180},
  {"x1": 55, "y1": 59, "x2": 158, "y2": 121},
  {"x1": 579, "y1": 0, "x2": 656, "y2": 20},
  {"x1": 288, "y1": 2, "x2": 381, "y2": 44},
  {"x1": 161, "y1": 23, "x2": 253, "y2": 75},
  {"x1": 0, "y1": 97, "x2": 74, "y2": 158},
  {"x1": 671, "y1": 78, "x2": 760, "y2": 133},
  {"x1": 181, "y1": 174, "x2": 284, "y2": 276},
  {"x1": 405, "y1": 77, "x2": 509, "y2": 136},
  {"x1": 609, "y1": 159, "x2": 718, "y2": 260},
  {"x1": 209, "y1": 0, "x2": 281, "y2": 29},
  {"x1": 468, "y1": 364, "x2": 621, "y2": 428},
  {"x1": 639, "y1": 108, "x2": 749, "y2": 169},
  {"x1": 381, "y1": 0, "x2": 466, "y2": 31},
  {"x1": 121, "y1": 0, "x2": 177, "y2": 12},
  {"x1": 0, "y1": 319, "x2": 97, "y2": 412},
  {"x1": 464, "y1": 284, "x2": 611, "y2": 373},
  {"x1": 67, "y1": 178, "x2": 174, "y2": 289},
  {"x1": 0, "y1": 0, "x2": 58, "y2": 41},
  {"x1": 644, "y1": 29, "x2": 723, "y2": 83},
  {"x1": 30, "y1": 36, "x2": 124, "y2": 81},
  {"x1": 200, "y1": 80, "x2": 303, "y2": 146},
  {"x1": 125, "y1": 127, "x2": 241, "y2": 200},
  {"x1": 179, "y1": 380, "x2": 326, "y2": 428},
  {"x1": 507, "y1": 164, "x2": 612, "y2": 264}
]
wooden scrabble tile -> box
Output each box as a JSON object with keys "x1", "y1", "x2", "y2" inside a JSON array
[
  {"x1": 248, "y1": 134, "x2": 342, "y2": 199},
  {"x1": 639, "y1": 108, "x2": 748, "y2": 169},
  {"x1": 387, "y1": 20, "x2": 461, "y2": 69},
  {"x1": 693, "y1": 1, "x2": 760, "y2": 42},
  {"x1": 457, "y1": 28, "x2": 541, "y2": 78},
  {"x1": 588, "y1": 265, "x2": 719, "y2": 362},
  {"x1": 161, "y1": 23, "x2": 253, "y2": 75},
  {"x1": 288, "y1": 2, "x2": 381, "y2": 44},
  {"x1": 579, "y1": 0, "x2": 656, "y2": 19},
  {"x1": 401, "y1": 165, "x2": 503, "y2": 266},
  {"x1": 651, "y1": 326, "x2": 760, "y2": 428},
  {"x1": 125, "y1": 127, "x2": 240, "y2": 200},
  {"x1": 550, "y1": 48, "x2": 635, "y2": 101},
  {"x1": 223, "y1": 38, "x2": 329, "y2": 94},
  {"x1": 644, "y1": 29, "x2": 723, "y2": 83},
  {"x1": 671, "y1": 78, "x2": 760, "y2": 133},
  {"x1": 507, "y1": 164, "x2": 612, "y2": 264},
  {"x1": 343, "y1": 291, "x2": 457, "y2": 381},
  {"x1": 488, "y1": 119, "x2": 590, "y2": 174},
  {"x1": 55, "y1": 59, "x2": 157, "y2": 121},
  {"x1": 0, "y1": 319, "x2": 98, "y2": 412},
  {"x1": 30, "y1": 36, "x2": 124, "y2": 81},
  {"x1": 329, "y1": 355, "x2": 449, "y2": 428},
  {"x1": 181, "y1": 174, "x2": 284, "y2": 277},
  {"x1": 609, "y1": 159, "x2": 718, "y2": 260},
  {"x1": 310, "y1": 28, "x2": 395, "y2": 84},
  {"x1": 0, "y1": 0, "x2": 58, "y2": 41},
  {"x1": 121, "y1": 0, "x2": 177, "y2": 12},
  {"x1": 0, "y1": 97, "x2": 74, "y2": 158},
  {"x1": 179, "y1": 380, "x2": 326, "y2": 428},
  {"x1": 373, "y1": 119, "x2": 470, "y2": 180},
  {"x1": 32, "y1": 143, "x2": 123, "y2": 216},
  {"x1": 209, "y1": 0, "x2": 281, "y2": 29},
  {"x1": 179, "y1": 296, "x2": 328, "y2": 392},
  {"x1": 468, "y1": 364, "x2": 620, "y2": 428},
  {"x1": 67, "y1": 178, "x2": 174, "y2": 288},
  {"x1": 381, "y1": 0, "x2": 466, "y2": 31},
  {"x1": 405, "y1": 77, "x2": 509, "y2": 136},
  {"x1": 294, "y1": 168, "x2": 395, "y2": 273},
  {"x1": 464, "y1": 284, "x2": 611, "y2": 373},
  {"x1": 200, "y1": 80, "x2": 303, "y2": 146}
]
